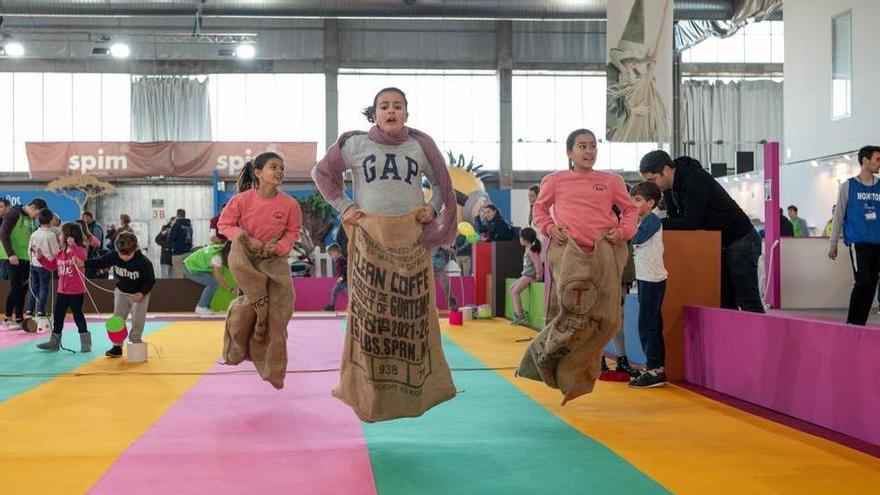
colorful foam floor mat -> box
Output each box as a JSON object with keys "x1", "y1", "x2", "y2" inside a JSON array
[{"x1": 1, "y1": 318, "x2": 879, "y2": 494}]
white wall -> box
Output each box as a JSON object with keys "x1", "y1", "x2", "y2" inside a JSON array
[
  {"x1": 780, "y1": 238, "x2": 852, "y2": 309},
  {"x1": 785, "y1": 0, "x2": 880, "y2": 164},
  {"x1": 720, "y1": 159, "x2": 857, "y2": 233}
]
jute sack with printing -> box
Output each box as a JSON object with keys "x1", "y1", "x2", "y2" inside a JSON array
[
  {"x1": 517, "y1": 236, "x2": 628, "y2": 404},
  {"x1": 333, "y1": 210, "x2": 456, "y2": 422},
  {"x1": 222, "y1": 233, "x2": 295, "y2": 390}
]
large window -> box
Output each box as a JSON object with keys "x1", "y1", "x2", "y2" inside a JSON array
[
  {"x1": 0, "y1": 73, "x2": 131, "y2": 172},
  {"x1": 831, "y1": 12, "x2": 852, "y2": 120},
  {"x1": 512, "y1": 71, "x2": 664, "y2": 171},
  {"x1": 208, "y1": 73, "x2": 325, "y2": 151},
  {"x1": 338, "y1": 69, "x2": 499, "y2": 169},
  {"x1": 681, "y1": 20, "x2": 784, "y2": 64}
]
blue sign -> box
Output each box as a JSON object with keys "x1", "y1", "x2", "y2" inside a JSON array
[{"x1": 0, "y1": 190, "x2": 83, "y2": 222}]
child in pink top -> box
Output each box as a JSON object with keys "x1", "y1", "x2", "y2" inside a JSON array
[
  {"x1": 533, "y1": 129, "x2": 638, "y2": 251},
  {"x1": 218, "y1": 152, "x2": 302, "y2": 257},
  {"x1": 35, "y1": 222, "x2": 91, "y2": 353}
]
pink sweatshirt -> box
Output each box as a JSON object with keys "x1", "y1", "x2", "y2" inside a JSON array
[
  {"x1": 218, "y1": 188, "x2": 303, "y2": 257},
  {"x1": 533, "y1": 170, "x2": 638, "y2": 251},
  {"x1": 37, "y1": 243, "x2": 87, "y2": 295}
]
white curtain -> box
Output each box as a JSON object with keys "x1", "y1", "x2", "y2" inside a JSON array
[
  {"x1": 131, "y1": 76, "x2": 212, "y2": 141},
  {"x1": 682, "y1": 80, "x2": 783, "y2": 173}
]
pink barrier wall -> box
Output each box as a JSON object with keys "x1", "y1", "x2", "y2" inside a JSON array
[
  {"x1": 292, "y1": 276, "x2": 475, "y2": 311},
  {"x1": 684, "y1": 306, "x2": 880, "y2": 446}
]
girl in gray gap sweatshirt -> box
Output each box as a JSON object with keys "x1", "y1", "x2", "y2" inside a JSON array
[{"x1": 312, "y1": 87, "x2": 458, "y2": 248}]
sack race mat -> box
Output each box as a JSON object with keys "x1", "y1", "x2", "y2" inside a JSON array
[
  {"x1": 517, "y1": 237, "x2": 628, "y2": 404},
  {"x1": 223, "y1": 234, "x2": 295, "y2": 390},
  {"x1": 334, "y1": 210, "x2": 456, "y2": 423}
]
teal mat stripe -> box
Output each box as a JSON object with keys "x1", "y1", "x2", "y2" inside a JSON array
[
  {"x1": 359, "y1": 331, "x2": 668, "y2": 495},
  {"x1": 0, "y1": 322, "x2": 168, "y2": 403}
]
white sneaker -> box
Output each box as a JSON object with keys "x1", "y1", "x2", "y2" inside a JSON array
[
  {"x1": 5, "y1": 320, "x2": 22, "y2": 330},
  {"x1": 195, "y1": 306, "x2": 214, "y2": 317}
]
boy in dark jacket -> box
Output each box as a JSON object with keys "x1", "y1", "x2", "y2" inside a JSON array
[{"x1": 81, "y1": 232, "x2": 156, "y2": 357}]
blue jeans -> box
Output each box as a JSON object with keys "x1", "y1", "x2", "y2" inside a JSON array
[
  {"x1": 183, "y1": 266, "x2": 218, "y2": 309},
  {"x1": 27, "y1": 265, "x2": 51, "y2": 315},
  {"x1": 328, "y1": 281, "x2": 347, "y2": 307},
  {"x1": 721, "y1": 229, "x2": 765, "y2": 313},
  {"x1": 637, "y1": 279, "x2": 666, "y2": 370}
]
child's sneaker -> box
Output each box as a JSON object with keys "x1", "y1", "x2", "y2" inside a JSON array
[
  {"x1": 616, "y1": 356, "x2": 641, "y2": 378},
  {"x1": 511, "y1": 312, "x2": 528, "y2": 325},
  {"x1": 195, "y1": 306, "x2": 214, "y2": 317},
  {"x1": 629, "y1": 370, "x2": 668, "y2": 388},
  {"x1": 105, "y1": 346, "x2": 123, "y2": 358}
]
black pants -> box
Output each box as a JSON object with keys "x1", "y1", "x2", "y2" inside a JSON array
[
  {"x1": 721, "y1": 230, "x2": 765, "y2": 313},
  {"x1": 846, "y1": 243, "x2": 880, "y2": 325},
  {"x1": 637, "y1": 280, "x2": 667, "y2": 370},
  {"x1": 5, "y1": 260, "x2": 30, "y2": 321},
  {"x1": 53, "y1": 293, "x2": 88, "y2": 334}
]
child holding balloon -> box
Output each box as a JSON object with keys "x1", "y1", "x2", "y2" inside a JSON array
[
  {"x1": 80, "y1": 232, "x2": 156, "y2": 358},
  {"x1": 35, "y1": 222, "x2": 90, "y2": 352}
]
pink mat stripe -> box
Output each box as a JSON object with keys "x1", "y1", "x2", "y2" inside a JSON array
[{"x1": 89, "y1": 320, "x2": 376, "y2": 495}]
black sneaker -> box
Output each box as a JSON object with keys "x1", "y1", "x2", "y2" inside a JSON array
[
  {"x1": 600, "y1": 357, "x2": 610, "y2": 372},
  {"x1": 323, "y1": 304, "x2": 335, "y2": 312},
  {"x1": 616, "y1": 356, "x2": 641, "y2": 378},
  {"x1": 629, "y1": 370, "x2": 667, "y2": 388},
  {"x1": 105, "y1": 346, "x2": 123, "y2": 358}
]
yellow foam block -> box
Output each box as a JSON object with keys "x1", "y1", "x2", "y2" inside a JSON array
[
  {"x1": 0, "y1": 322, "x2": 224, "y2": 495},
  {"x1": 443, "y1": 319, "x2": 880, "y2": 494}
]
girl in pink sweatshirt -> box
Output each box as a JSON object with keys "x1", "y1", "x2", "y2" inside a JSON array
[
  {"x1": 35, "y1": 222, "x2": 91, "y2": 353},
  {"x1": 218, "y1": 152, "x2": 303, "y2": 258},
  {"x1": 532, "y1": 129, "x2": 638, "y2": 251}
]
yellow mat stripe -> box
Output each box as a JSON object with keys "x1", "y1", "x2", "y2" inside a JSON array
[
  {"x1": 443, "y1": 320, "x2": 880, "y2": 494},
  {"x1": 0, "y1": 322, "x2": 223, "y2": 495}
]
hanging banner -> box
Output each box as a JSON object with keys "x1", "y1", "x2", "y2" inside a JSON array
[
  {"x1": 171, "y1": 142, "x2": 318, "y2": 179},
  {"x1": 606, "y1": 0, "x2": 673, "y2": 143},
  {"x1": 26, "y1": 142, "x2": 173, "y2": 180},
  {"x1": 25, "y1": 141, "x2": 318, "y2": 180}
]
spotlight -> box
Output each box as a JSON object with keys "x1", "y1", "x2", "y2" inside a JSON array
[
  {"x1": 110, "y1": 43, "x2": 130, "y2": 58},
  {"x1": 811, "y1": 160, "x2": 818, "y2": 167},
  {"x1": 843, "y1": 154, "x2": 852, "y2": 161},
  {"x1": 235, "y1": 43, "x2": 255, "y2": 59},
  {"x1": 4, "y1": 42, "x2": 24, "y2": 57}
]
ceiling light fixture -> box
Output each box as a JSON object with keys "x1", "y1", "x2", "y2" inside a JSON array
[
  {"x1": 3, "y1": 41, "x2": 24, "y2": 57},
  {"x1": 110, "y1": 42, "x2": 130, "y2": 58},
  {"x1": 235, "y1": 43, "x2": 255, "y2": 59}
]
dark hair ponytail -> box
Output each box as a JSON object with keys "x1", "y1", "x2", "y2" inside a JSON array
[
  {"x1": 362, "y1": 87, "x2": 408, "y2": 123},
  {"x1": 237, "y1": 151, "x2": 282, "y2": 193},
  {"x1": 520, "y1": 227, "x2": 541, "y2": 254},
  {"x1": 237, "y1": 161, "x2": 256, "y2": 193}
]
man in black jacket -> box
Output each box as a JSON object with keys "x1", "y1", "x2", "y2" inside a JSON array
[
  {"x1": 169, "y1": 209, "x2": 193, "y2": 278},
  {"x1": 640, "y1": 150, "x2": 764, "y2": 313}
]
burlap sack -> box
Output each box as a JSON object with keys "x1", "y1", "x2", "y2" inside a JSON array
[
  {"x1": 517, "y1": 237, "x2": 628, "y2": 404},
  {"x1": 223, "y1": 234, "x2": 294, "y2": 390},
  {"x1": 333, "y1": 210, "x2": 456, "y2": 422}
]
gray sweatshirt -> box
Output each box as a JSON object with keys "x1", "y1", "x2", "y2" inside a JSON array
[
  {"x1": 829, "y1": 175, "x2": 879, "y2": 247},
  {"x1": 322, "y1": 134, "x2": 444, "y2": 216}
]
